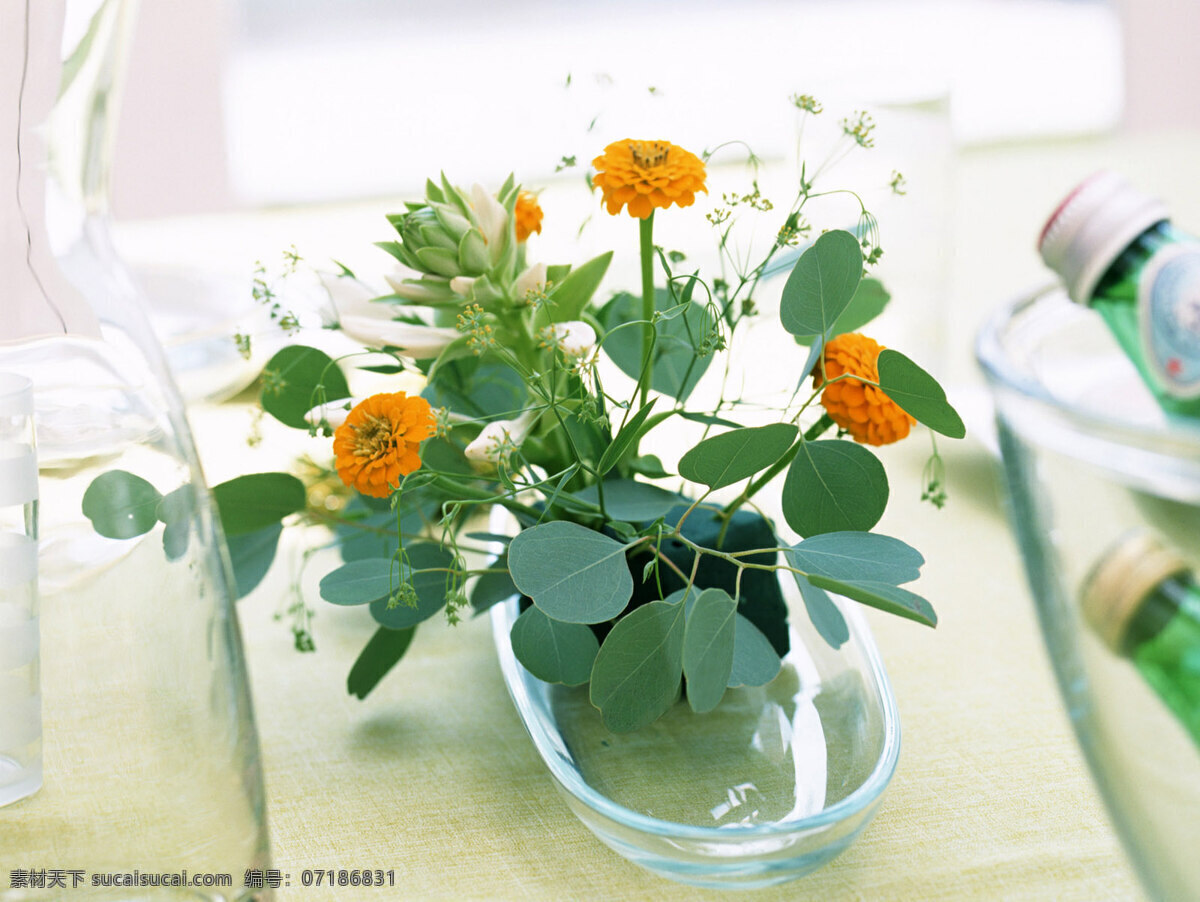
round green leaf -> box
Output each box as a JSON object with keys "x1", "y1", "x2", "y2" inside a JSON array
[
  {"x1": 212, "y1": 472, "x2": 307, "y2": 537},
  {"x1": 600, "y1": 289, "x2": 714, "y2": 402},
  {"x1": 794, "y1": 277, "x2": 891, "y2": 346},
  {"x1": 320, "y1": 558, "x2": 393, "y2": 606},
  {"x1": 682, "y1": 589, "x2": 737, "y2": 713},
  {"x1": 227, "y1": 522, "x2": 283, "y2": 599},
  {"x1": 782, "y1": 440, "x2": 888, "y2": 537},
  {"x1": 779, "y1": 230, "x2": 863, "y2": 337},
  {"x1": 369, "y1": 543, "x2": 456, "y2": 629},
  {"x1": 786, "y1": 531, "x2": 924, "y2": 585},
  {"x1": 510, "y1": 606, "x2": 599, "y2": 686},
  {"x1": 876, "y1": 349, "x2": 966, "y2": 439},
  {"x1": 678, "y1": 423, "x2": 798, "y2": 490},
  {"x1": 260, "y1": 345, "x2": 352, "y2": 429},
  {"x1": 727, "y1": 615, "x2": 783, "y2": 688},
  {"x1": 82, "y1": 470, "x2": 163, "y2": 539},
  {"x1": 508, "y1": 521, "x2": 634, "y2": 624},
  {"x1": 589, "y1": 600, "x2": 685, "y2": 732}
]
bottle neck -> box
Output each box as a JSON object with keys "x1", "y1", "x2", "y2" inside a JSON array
[
  {"x1": 1123, "y1": 573, "x2": 1195, "y2": 654},
  {"x1": 0, "y1": 0, "x2": 99, "y2": 343},
  {"x1": 1091, "y1": 220, "x2": 1178, "y2": 303}
]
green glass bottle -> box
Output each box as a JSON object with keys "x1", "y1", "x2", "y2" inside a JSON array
[
  {"x1": 1081, "y1": 531, "x2": 1200, "y2": 748},
  {"x1": 1040, "y1": 172, "x2": 1200, "y2": 418}
]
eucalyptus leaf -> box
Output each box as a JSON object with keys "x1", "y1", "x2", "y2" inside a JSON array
[
  {"x1": 320, "y1": 558, "x2": 394, "y2": 606},
  {"x1": 682, "y1": 588, "x2": 737, "y2": 713},
  {"x1": 728, "y1": 615, "x2": 783, "y2": 687},
  {"x1": 227, "y1": 522, "x2": 283, "y2": 599},
  {"x1": 876, "y1": 349, "x2": 966, "y2": 439},
  {"x1": 678, "y1": 424, "x2": 798, "y2": 490},
  {"x1": 369, "y1": 543, "x2": 456, "y2": 629},
  {"x1": 510, "y1": 606, "x2": 600, "y2": 686},
  {"x1": 508, "y1": 521, "x2": 633, "y2": 623},
  {"x1": 779, "y1": 230, "x2": 863, "y2": 337},
  {"x1": 600, "y1": 289, "x2": 714, "y2": 402},
  {"x1": 470, "y1": 554, "x2": 517, "y2": 614},
  {"x1": 786, "y1": 531, "x2": 924, "y2": 585},
  {"x1": 336, "y1": 496, "x2": 433, "y2": 563},
  {"x1": 156, "y1": 485, "x2": 193, "y2": 562},
  {"x1": 347, "y1": 626, "x2": 416, "y2": 700},
  {"x1": 82, "y1": 470, "x2": 162, "y2": 540},
  {"x1": 260, "y1": 345, "x2": 352, "y2": 429},
  {"x1": 589, "y1": 600, "x2": 685, "y2": 732},
  {"x1": 794, "y1": 277, "x2": 890, "y2": 346},
  {"x1": 793, "y1": 574, "x2": 850, "y2": 650},
  {"x1": 422, "y1": 357, "x2": 527, "y2": 422},
  {"x1": 212, "y1": 472, "x2": 307, "y2": 537},
  {"x1": 782, "y1": 440, "x2": 888, "y2": 537},
  {"x1": 807, "y1": 574, "x2": 938, "y2": 627},
  {"x1": 572, "y1": 479, "x2": 684, "y2": 523}
]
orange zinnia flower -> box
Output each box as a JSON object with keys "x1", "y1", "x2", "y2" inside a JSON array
[
  {"x1": 333, "y1": 392, "x2": 435, "y2": 498},
  {"x1": 514, "y1": 190, "x2": 543, "y2": 242},
  {"x1": 591, "y1": 140, "x2": 707, "y2": 219},
  {"x1": 814, "y1": 333, "x2": 915, "y2": 447}
]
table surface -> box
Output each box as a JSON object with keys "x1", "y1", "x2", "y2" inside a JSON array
[{"x1": 115, "y1": 129, "x2": 1200, "y2": 901}]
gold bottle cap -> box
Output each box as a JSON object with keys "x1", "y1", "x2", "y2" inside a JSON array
[{"x1": 1080, "y1": 531, "x2": 1191, "y2": 654}]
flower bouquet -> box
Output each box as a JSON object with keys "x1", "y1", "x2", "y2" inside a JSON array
[{"x1": 83, "y1": 120, "x2": 963, "y2": 736}]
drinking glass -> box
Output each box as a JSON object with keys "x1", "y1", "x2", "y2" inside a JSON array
[{"x1": 0, "y1": 374, "x2": 39, "y2": 809}]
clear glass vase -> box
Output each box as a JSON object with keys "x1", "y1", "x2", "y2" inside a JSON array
[
  {"x1": 0, "y1": 2, "x2": 270, "y2": 897},
  {"x1": 491, "y1": 578, "x2": 899, "y2": 889}
]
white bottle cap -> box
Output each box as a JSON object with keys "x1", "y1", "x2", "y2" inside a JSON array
[{"x1": 1038, "y1": 171, "x2": 1169, "y2": 304}]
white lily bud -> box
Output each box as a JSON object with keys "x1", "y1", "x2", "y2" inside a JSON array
[
  {"x1": 318, "y1": 271, "x2": 382, "y2": 323},
  {"x1": 338, "y1": 316, "x2": 460, "y2": 358},
  {"x1": 551, "y1": 320, "x2": 597, "y2": 358},
  {"x1": 383, "y1": 272, "x2": 456, "y2": 304},
  {"x1": 514, "y1": 262, "x2": 548, "y2": 300},
  {"x1": 305, "y1": 402, "x2": 349, "y2": 431},
  {"x1": 463, "y1": 410, "x2": 537, "y2": 464},
  {"x1": 470, "y1": 183, "x2": 509, "y2": 264},
  {"x1": 449, "y1": 276, "x2": 477, "y2": 297}
]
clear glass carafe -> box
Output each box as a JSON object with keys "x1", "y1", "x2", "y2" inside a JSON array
[{"x1": 0, "y1": 1, "x2": 270, "y2": 897}]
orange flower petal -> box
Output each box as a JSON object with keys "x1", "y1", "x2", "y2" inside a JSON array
[
  {"x1": 591, "y1": 139, "x2": 708, "y2": 219},
  {"x1": 332, "y1": 391, "x2": 434, "y2": 497},
  {"x1": 813, "y1": 333, "x2": 915, "y2": 446}
]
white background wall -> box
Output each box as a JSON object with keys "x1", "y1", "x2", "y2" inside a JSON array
[{"x1": 107, "y1": 0, "x2": 1187, "y2": 220}]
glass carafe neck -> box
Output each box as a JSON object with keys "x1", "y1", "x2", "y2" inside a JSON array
[{"x1": 1, "y1": 0, "x2": 99, "y2": 343}]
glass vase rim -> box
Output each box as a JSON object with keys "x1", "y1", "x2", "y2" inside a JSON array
[{"x1": 975, "y1": 284, "x2": 1200, "y2": 452}]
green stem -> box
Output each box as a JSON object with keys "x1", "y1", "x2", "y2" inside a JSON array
[{"x1": 639, "y1": 212, "x2": 656, "y2": 409}]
